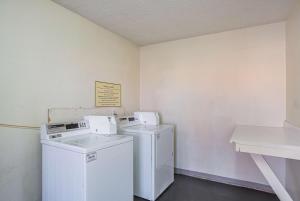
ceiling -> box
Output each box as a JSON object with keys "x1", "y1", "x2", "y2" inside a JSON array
[{"x1": 52, "y1": 0, "x2": 296, "y2": 45}]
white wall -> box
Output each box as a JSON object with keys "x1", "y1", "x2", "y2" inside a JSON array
[
  {"x1": 0, "y1": 0, "x2": 139, "y2": 200},
  {"x1": 140, "y1": 23, "x2": 286, "y2": 185},
  {"x1": 286, "y1": 1, "x2": 300, "y2": 200}
]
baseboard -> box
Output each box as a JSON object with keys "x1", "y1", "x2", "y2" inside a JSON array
[{"x1": 175, "y1": 168, "x2": 274, "y2": 194}]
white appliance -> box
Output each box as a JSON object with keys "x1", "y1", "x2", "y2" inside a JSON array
[
  {"x1": 41, "y1": 116, "x2": 133, "y2": 201},
  {"x1": 134, "y1": 112, "x2": 160, "y2": 126},
  {"x1": 118, "y1": 112, "x2": 174, "y2": 201},
  {"x1": 84, "y1": 115, "x2": 117, "y2": 134}
]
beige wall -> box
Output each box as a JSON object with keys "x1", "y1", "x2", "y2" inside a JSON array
[
  {"x1": 286, "y1": 1, "x2": 300, "y2": 200},
  {"x1": 0, "y1": 0, "x2": 139, "y2": 200},
  {"x1": 286, "y1": 2, "x2": 300, "y2": 127},
  {"x1": 140, "y1": 23, "x2": 286, "y2": 185}
]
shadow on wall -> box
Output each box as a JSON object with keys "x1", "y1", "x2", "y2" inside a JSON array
[{"x1": 286, "y1": 160, "x2": 300, "y2": 201}]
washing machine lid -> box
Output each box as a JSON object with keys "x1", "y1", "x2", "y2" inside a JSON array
[
  {"x1": 120, "y1": 124, "x2": 173, "y2": 134},
  {"x1": 41, "y1": 133, "x2": 133, "y2": 153}
]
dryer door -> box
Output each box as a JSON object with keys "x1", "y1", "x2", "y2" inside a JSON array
[{"x1": 154, "y1": 127, "x2": 174, "y2": 199}]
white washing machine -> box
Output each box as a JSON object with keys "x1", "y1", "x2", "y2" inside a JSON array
[
  {"x1": 118, "y1": 112, "x2": 174, "y2": 201},
  {"x1": 41, "y1": 116, "x2": 133, "y2": 201}
]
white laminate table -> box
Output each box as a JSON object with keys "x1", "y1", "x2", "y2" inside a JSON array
[{"x1": 231, "y1": 125, "x2": 300, "y2": 201}]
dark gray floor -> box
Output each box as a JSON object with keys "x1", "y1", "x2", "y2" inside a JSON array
[{"x1": 134, "y1": 174, "x2": 279, "y2": 201}]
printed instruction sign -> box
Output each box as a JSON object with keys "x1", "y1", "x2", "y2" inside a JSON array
[{"x1": 95, "y1": 81, "x2": 121, "y2": 107}]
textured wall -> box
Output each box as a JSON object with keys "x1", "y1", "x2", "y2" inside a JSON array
[
  {"x1": 0, "y1": 0, "x2": 139, "y2": 200},
  {"x1": 140, "y1": 23, "x2": 286, "y2": 185}
]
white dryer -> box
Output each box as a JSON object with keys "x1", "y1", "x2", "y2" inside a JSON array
[
  {"x1": 118, "y1": 112, "x2": 174, "y2": 201},
  {"x1": 41, "y1": 116, "x2": 133, "y2": 201}
]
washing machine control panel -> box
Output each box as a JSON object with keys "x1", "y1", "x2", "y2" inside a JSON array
[{"x1": 42, "y1": 121, "x2": 90, "y2": 140}]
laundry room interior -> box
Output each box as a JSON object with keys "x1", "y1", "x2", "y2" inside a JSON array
[{"x1": 1, "y1": 0, "x2": 300, "y2": 201}]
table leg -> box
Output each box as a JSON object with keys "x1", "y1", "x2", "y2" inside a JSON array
[{"x1": 250, "y1": 154, "x2": 293, "y2": 201}]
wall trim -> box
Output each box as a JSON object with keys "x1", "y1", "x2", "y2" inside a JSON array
[{"x1": 175, "y1": 168, "x2": 274, "y2": 194}]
